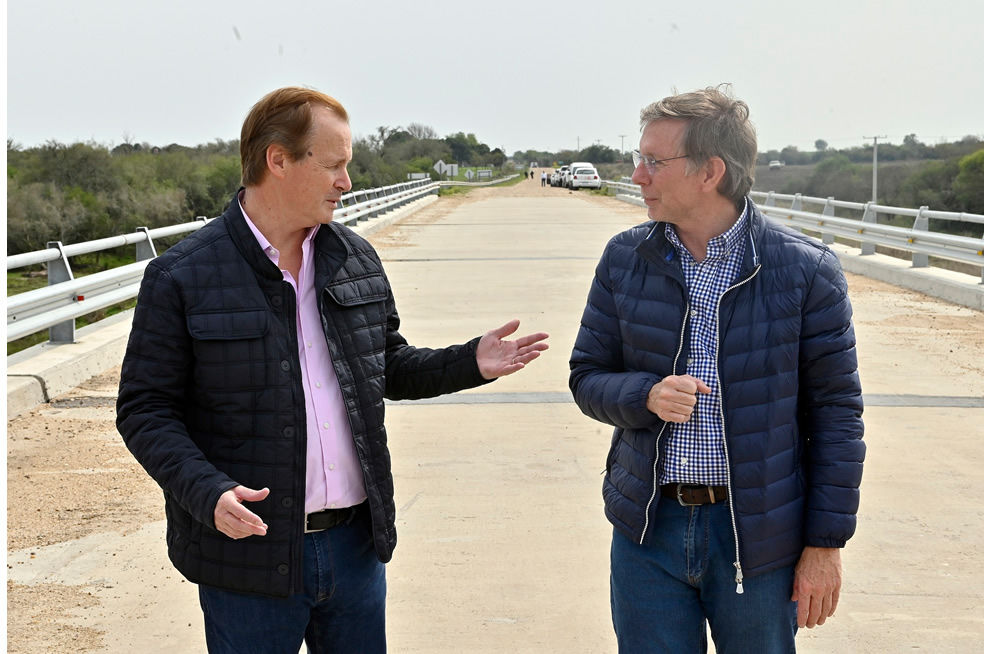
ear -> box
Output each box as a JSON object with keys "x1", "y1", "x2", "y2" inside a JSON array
[
  {"x1": 265, "y1": 143, "x2": 289, "y2": 180},
  {"x1": 698, "y1": 156, "x2": 727, "y2": 193}
]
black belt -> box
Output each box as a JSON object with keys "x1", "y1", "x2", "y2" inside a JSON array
[
  {"x1": 660, "y1": 484, "x2": 728, "y2": 506},
  {"x1": 305, "y1": 505, "x2": 358, "y2": 533}
]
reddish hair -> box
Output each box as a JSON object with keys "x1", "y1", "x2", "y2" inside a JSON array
[{"x1": 240, "y1": 87, "x2": 348, "y2": 186}]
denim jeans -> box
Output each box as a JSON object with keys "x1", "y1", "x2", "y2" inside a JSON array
[
  {"x1": 611, "y1": 498, "x2": 797, "y2": 654},
  {"x1": 198, "y1": 508, "x2": 386, "y2": 654}
]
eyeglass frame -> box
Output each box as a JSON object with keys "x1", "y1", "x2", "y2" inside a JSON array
[{"x1": 631, "y1": 150, "x2": 689, "y2": 173}]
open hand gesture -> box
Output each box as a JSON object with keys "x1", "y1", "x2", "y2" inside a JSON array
[{"x1": 476, "y1": 319, "x2": 549, "y2": 380}]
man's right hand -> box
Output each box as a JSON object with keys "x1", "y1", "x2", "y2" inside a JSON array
[
  {"x1": 646, "y1": 375, "x2": 711, "y2": 423},
  {"x1": 213, "y1": 485, "x2": 270, "y2": 539}
]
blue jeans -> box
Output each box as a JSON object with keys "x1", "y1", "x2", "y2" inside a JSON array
[
  {"x1": 611, "y1": 498, "x2": 797, "y2": 654},
  {"x1": 198, "y1": 508, "x2": 386, "y2": 654}
]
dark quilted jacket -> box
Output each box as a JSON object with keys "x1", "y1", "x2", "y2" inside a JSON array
[
  {"x1": 569, "y1": 201, "x2": 864, "y2": 579},
  {"x1": 117, "y1": 193, "x2": 491, "y2": 597}
]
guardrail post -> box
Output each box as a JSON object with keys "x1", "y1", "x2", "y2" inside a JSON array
[
  {"x1": 820, "y1": 197, "x2": 836, "y2": 244},
  {"x1": 764, "y1": 192, "x2": 776, "y2": 207},
  {"x1": 369, "y1": 189, "x2": 379, "y2": 219},
  {"x1": 46, "y1": 241, "x2": 77, "y2": 343},
  {"x1": 860, "y1": 203, "x2": 877, "y2": 255},
  {"x1": 135, "y1": 227, "x2": 158, "y2": 261},
  {"x1": 911, "y1": 206, "x2": 930, "y2": 268},
  {"x1": 355, "y1": 191, "x2": 368, "y2": 221}
]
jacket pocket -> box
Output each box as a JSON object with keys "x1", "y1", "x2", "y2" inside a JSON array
[
  {"x1": 325, "y1": 273, "x2": 388, "y2": 306},
  {"x1": 186, "y1": 310, "x2": 268, "y2": 340},
  {"x1": 324, "y1": 275, "x2": 389, "y2": 359},
  {"x1": 186, "y1": 310, "x2": 271, "y2": 392}
]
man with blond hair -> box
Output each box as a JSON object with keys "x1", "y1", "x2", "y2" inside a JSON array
[
  {"x1": 118, "y1": 86, "x2": 548, "y2": 653},
  {"x1": 570, "y1": 85, "x2": 864, "y2": 652}
]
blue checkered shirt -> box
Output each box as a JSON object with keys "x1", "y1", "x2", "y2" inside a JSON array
[{"x1": 659, "y1": 200, "x2": 749, "y2": 485}]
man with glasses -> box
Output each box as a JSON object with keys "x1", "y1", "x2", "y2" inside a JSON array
[{"x1": 569, "y1": 85, "x2": 864, "y2": 652}]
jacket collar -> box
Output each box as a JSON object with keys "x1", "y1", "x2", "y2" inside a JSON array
[
  {"x1": 636, "y1": 196, "x2": 763, "y2": 276},
  {"x1": 223, "y1": 188, "x2": 353, "y2": 284}
]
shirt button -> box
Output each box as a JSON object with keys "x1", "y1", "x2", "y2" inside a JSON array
[
  {"x1": 681, "y1": 458, "x2": 688, "y2": 465},
  {"x1": 315, "y1": 382, "x2": 322, "y2": 388},
  {"x1": 323, "y1": 422, "x2": 330, "y2": 429},
  {"x1": 306, "y1": 341, "x2": 312, "y2": 348},
  {"x1": 691, "y1": 309, "x2": 699, "y2": 317},
  {"x1": 330, "y1": 503, "x2": 337, "y2": 509},
  {"x1": 329, "y1": 463, "x2": 335, "y2": 471}
]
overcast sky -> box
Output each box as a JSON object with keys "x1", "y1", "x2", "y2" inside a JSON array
[{"x1": 6, "y1": 0, "x2": 983, "y2": 156}]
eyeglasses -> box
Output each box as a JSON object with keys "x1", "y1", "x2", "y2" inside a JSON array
[{"x1": 631, "y1": 150, "x2": 689, "y2": 173}]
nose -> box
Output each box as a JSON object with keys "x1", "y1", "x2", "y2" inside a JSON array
[
  {"x1": 631, "y1": 161, "x2": 648, "y2": 186},
  {"x1": 337, "y1": 167, "x2": 353, "y2": 193}
]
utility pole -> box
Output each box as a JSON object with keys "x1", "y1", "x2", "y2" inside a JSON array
[
  {"x1": 618, "y1": 134, "x2": 627, "y2": 159},
  {"x1": 863, "y1": 135, "x2": 887, "y2": 203},
  {"x1": 577, "y1": 136, "x2": 580, "y2": 152}
]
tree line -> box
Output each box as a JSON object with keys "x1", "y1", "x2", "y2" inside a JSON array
[
  {"x1": 761, "y1": 140, "x2": 984, "y2": 224},
  {"x1": 7, "y1": 130, "x2": 983, "y2": 257},
  {"x1": 6, "y1": 126, "x2": 507, "y2": 256},
  {"x1": 760, "y1": 134, "x2": 983, "y2": 167}
]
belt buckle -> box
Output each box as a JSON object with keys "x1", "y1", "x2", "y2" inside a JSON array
[
  {"x1": 305, "y1": 510, "x2": 329, "y2": 534},
  {"x1": 676, "y1": 483, "x2": 701, "y2": 507}
]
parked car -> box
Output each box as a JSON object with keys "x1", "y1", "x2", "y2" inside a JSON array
[
  {"x1": 551, "y1": 165, "x2": 569, "y2": 187},
  {"x1": 563, "y1": 161, "x2": 593, "y2": 188},
  {"x1": 769, "y1": 160, "x2": 783, "y2": 170},
  {"x1": 570, "y1": 166, "x2": 601, "y2": 190}
]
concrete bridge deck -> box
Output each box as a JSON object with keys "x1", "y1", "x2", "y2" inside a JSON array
[{"x1": 7, "y1": 179, "x2": 984, "y2": 652}]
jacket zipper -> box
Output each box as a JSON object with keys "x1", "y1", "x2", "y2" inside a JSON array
[
  {"x1": 638, "y1": 299, "x2": 690, "y2": 545},
  {"x1": 715, "y1": 262, "x2": 762, "y2": 594}
]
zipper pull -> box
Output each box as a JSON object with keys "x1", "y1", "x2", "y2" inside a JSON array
[{"x1": 734, "y1": 561, "x2": 744, "y2": 594}]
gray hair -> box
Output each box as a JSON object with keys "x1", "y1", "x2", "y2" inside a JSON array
[{"x1": 639, "y1": 84, "x2": 757, "y2": 204}]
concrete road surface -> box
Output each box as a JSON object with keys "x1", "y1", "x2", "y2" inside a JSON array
[{"x1": 7, "y1": 183, "x2": 984, "y2": 652}]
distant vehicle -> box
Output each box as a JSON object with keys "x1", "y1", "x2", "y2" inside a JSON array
[
  {"x1": 570, "y1": 167, "x2": 601, "y2": 190},
  {"x1": 563, "y1": 161, "x2": 593, "y2": 188},
  {"x1": 769, "y1": 160, "x2": 783, "y2": 171},
  {"x1": 551, "y1": 165, "x2": 569, "y2": 187}
]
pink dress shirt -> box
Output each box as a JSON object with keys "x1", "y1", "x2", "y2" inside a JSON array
[{"x1": 240, "y1": 197, "x2": 367, "y2": 514}]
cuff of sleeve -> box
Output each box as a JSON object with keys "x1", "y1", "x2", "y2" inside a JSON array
[
  {"x1": 620, "y1": 374, "x2": 663, "y2": 429},
  {"x1": 459, "y1": 336, "x2": 496, "y2": 387},
  {"x1": 804, "y1": 537, "x2": 848, "y2": 549}
]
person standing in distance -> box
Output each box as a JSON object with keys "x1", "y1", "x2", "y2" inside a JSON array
[
  {"x1": 117, "y1": 86, "x2": 549, "y2": 654},
  {"x1": 569, "y1": 85, "x2": 864, "y2": 653}
]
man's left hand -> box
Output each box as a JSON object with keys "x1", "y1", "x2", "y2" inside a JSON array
[
  {"x1": 476, "y1": 319, "x2": 549, "y2": 379},
  {"x1": 792, "y1": 546, "x2": 843, "y2": 628}
]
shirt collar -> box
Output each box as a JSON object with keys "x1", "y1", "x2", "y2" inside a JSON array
[
  {"x1": 665, "y1": 197, "x2": 749, "y2": 264},
  {"x1": 238, "y1": 191, "x2": 320, "y2": 265}
]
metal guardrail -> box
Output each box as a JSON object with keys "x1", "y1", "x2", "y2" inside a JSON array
[
  {"x1": 6, "y1": 172, "x2": 524, "y2": 346},
  {"x1": 7, "y1": 179, "x2": 448, "y2": 344},
  {"x1": 604, "y1": 180, "x2": 984, "y2": 284}
]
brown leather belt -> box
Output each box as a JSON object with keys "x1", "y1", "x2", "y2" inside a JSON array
[
  {"x1": 305, "y1": 505, "x2": 358, "y2": 533},
  {"x1": 660, "y1": 484, "x2": 729, "y2": 506}
]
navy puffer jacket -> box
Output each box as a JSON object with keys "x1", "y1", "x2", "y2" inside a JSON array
[
  {"x1": 118, "y1": 192, "x2": 491, "y2": 597},
  {"x1": 569, "y1": 201, "x2": 864, "y2": 579}
]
